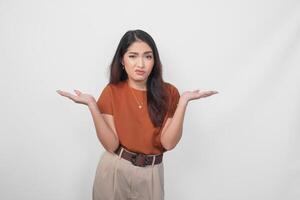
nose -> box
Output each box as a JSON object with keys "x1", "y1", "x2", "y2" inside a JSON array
[{"x1": 137, "y1": 56, "x2": 145, "y2": 68}]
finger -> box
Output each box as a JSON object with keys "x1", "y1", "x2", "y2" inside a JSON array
[
  {"x1": 56, "y1": 90, "x2": 70, "y2": 96},
  {"x1": 56, "y1": 90, "x2": 62, "y2": 95},
  {"x1": 57, "y1": 90, "x2": 76, "y2": 99},
  {"x1": 210, "y1": 91, "x2": 218, "y2": 95},
  {"x1": 207, "y1": 91, "x2": 217, "y2": 95},
  {"x1": 198, "y1": 91, "x2": 211, "y2": 97},
  {"x1": 74, "y1": 89, "x2": 81, "y2": 96},
  {"x1": 203, "y1": 91, "x2": 218, "y2": 97},
  {"x1": 204, "y1": 91, "x2": 218, "y2": 94}
]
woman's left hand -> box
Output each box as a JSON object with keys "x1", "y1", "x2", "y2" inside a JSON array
[{"x1": 180, "y1": 89, "x2": 218, "y2": 105}]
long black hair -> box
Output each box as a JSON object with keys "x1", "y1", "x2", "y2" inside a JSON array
[{"x1": 108, "y1": 29, "x2": 169, "y2": 127}]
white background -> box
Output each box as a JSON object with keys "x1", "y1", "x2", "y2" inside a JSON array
[{"x1": 1, "y1": 0, "x2": 299, "y2": 199}]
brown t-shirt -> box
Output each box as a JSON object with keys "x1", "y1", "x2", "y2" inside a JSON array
[{"x1": 96, "y1": 80, "x2": 180, "y2": 155}]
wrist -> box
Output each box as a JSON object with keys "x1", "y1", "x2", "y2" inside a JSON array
[
  {"x1": 178, "y1": 97, "x2": 188, "y2": 107},
  {"x1": 88, "y1": 99, "x2": 98, "y2": 109}
]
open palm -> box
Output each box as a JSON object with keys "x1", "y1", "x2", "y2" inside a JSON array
[
  {"x1": 56, "y1": 89, "x2": 95, "y2": 106},
  {"x1": 181, "y1": 89, "x2": 218, "y2": 102}
]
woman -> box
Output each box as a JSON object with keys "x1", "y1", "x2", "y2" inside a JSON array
[{"x1": 56, "y1": 29, "x2": 218, "y2": 200}]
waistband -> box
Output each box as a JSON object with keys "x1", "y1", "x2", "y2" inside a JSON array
[{"x1": 114, "y1": 145, "x2": 163, "y2": 167}]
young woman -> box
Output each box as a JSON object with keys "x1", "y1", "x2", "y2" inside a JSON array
[{"x1": 56, "y1": 29, "x2": 218, "y2": 200}]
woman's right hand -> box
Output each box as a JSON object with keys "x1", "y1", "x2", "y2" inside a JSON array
[{"x1": 56, "y1": 89, "x2": 96, "y2": 106}]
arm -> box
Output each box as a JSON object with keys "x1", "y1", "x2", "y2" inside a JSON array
[
  {"x1": 160, "y1": 98, "x2": 187, "y2": 151},
  {"x1": 88, "y1": 101, "x2": 119, "y2": 153},
  {"x1": 160, "y1": 89, "x2": 218, "y2": 151},
  {"x1": 56, "y1": 89, "x2": 119, "y2": 153}
]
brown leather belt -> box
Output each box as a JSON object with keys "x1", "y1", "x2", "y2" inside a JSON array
[{"x1": 114, "y1": 145, "x2": 163, "y2": 167}]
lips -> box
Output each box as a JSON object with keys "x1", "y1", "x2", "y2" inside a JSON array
[{"x1": 135, "y1": 70, "x2": 145, "y2": 75}]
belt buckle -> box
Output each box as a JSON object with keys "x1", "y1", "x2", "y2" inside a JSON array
[{"x1": 131, "y1": 153, "x2": 149, "y2": 167}]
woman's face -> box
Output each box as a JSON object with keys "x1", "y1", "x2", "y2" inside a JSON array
[{"x1": 121, "y1": 41, "x2": 154, "y2": 85}]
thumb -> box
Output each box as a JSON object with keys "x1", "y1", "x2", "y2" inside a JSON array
[{"x1": 74, "y1": 89, "x2": 81, "y2": 95}]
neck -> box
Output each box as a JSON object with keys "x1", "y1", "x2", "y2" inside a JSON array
[{"x1": 127, "y1": 79, "x2": 147, "y2": 91}]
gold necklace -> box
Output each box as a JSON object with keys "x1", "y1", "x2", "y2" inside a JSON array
[{"x1": 128, "y1": 83, "x2": 144, "y2": 109}]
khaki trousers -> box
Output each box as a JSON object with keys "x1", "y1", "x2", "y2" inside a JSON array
[{"x1": 93, "y1": 149, "x2": 164, "y2": 200}]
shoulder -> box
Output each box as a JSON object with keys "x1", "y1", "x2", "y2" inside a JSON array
[
  {"x1": 104, "y1": 81, "x2": 126, "y2": 92},
  {"x1": 163, "y1": 82, "x2": 179, "y2": 94},
  {"x1": 100, "y1": 83, "x2": 112, "y2": 95}
]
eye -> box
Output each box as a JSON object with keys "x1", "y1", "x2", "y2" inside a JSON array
[
  {"x1": 129, "y1": 55, "x2": 136, "y2": 58},
  {"x1": 146, "y1": 55, "x2": 153, "y2": 59}
]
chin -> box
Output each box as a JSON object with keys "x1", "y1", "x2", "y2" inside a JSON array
[
  {"x1": 135, "y1": 79, "x2": 147, "y2": 82},
  {"x1": 133, "y1": 76, "x2": 147, "y2": 82}
]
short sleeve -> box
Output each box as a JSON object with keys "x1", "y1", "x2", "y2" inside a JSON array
[
  {"x1": 167, "y1": 84, "x2": 180, "y2": 118},
  {"x1": 96, "y1": 84, "x2": 113, "y2": 115}
]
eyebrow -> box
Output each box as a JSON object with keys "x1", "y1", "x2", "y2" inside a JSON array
[{"x1": 128, "y1": 51, "x2": 153, "y2": 54}]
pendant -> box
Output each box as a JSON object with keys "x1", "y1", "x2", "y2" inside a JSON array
[{"x1": 138, "y1": 105, "x2": 142, "y2": 109}]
